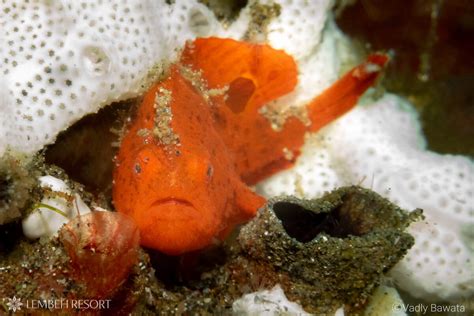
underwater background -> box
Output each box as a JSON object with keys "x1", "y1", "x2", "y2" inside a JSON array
[
  {"x1": 338, "y1": 0, "x2": 474, "y2": 158},
  {"x1": 1, "y1": 0, "x2": 473, "y2": 315}
]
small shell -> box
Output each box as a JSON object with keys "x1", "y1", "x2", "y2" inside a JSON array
[{"x1": 59, "y1": 211, "x2": 140, "y2": 299}]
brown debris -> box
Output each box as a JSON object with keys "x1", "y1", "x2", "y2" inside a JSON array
[{"x1": 152, "y1": 88, "x2": 180, "y2": 147}]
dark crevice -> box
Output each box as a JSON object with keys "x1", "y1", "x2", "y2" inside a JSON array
[
  {"x1": 147, "y1": 245, "x2": 228, "y2": 287},
  {"x1": 0, "y1": 178, "x2": 12, "y2": 205},
  {"x1": 44, "y1": 99, "x2": 137, "y2": 198},
  {"x1": 273, "y1": 201, "x2": 365, "y2": 242},
  {"x1": 0, "y1": 221, "x2": 23, "y2": 255},
  {"x1": 198, "y1": 0, "x2": 248, "y2": 22}
]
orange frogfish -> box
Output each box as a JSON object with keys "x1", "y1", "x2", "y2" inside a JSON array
[{"x1": 113, "y1": 37, "x2": 388, "y2": 255}]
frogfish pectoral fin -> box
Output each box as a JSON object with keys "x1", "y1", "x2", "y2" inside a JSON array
[
  {"x1": 234, "y1": 179, "x2": 267, "y2": 219},
  {"x1": 307, "y1": 53, "x2": 389, "y2": 132},
  {"x1": 216, "y1": 178, "x2": 266, "y2": 240}
]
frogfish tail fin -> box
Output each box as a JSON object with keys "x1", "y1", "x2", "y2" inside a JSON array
[{"x1": 307, "y1": 53, "x2": 389, "y2": 132}]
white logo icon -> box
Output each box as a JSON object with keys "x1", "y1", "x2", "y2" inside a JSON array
[{"x1": 5, "y1": 296, "x2": 23, "y2": 312}]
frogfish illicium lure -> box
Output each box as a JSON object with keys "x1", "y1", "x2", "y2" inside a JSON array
[{"x1": 113, "y1": 37, "x2": 388, "y2": 255}]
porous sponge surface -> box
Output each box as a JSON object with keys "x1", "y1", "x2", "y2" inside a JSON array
[
  {"x1": 265, "y1": 0, "x2": 334, "y2": 60},
  {"x1": 258, "y1": 94, "x2": 474, "y2": 300},
  {"x1": 0, "y1": 0, "x2": 334, "y2": 156},
  {"x1": 0, "y1": 0, "x2": 174, "y2": 154},
  {"x1": 232, "y1": 285, "x2": 312, "y2": 316},
  {"x1": 267, "y1": 19, "x2": 345, "y2": 115},
  {"x1": 0, "y1": 0, "x2": 230, "y2": 155},
  {"x1": 160, "y1": 0, "x2": 222, "y2": 55}
]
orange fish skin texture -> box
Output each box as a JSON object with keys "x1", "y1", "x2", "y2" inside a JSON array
[
  {"x1": 113, "y1": 65, "x2": 265, "y2": 255},
  {"x1": 113, "y1": 37, "x2": 388, "y2": 255}
]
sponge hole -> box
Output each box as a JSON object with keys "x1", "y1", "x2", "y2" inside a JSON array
[
  {"x1": 82, "y1": 46, "x2": 110, "y2": 77},
  {"x1": 188, "y1": 7, "x2": 212, "y2": 37}
]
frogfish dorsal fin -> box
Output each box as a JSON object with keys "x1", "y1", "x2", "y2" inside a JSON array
[{"x1": 180, "y1": 37, "x2": 298, "y2": 113}]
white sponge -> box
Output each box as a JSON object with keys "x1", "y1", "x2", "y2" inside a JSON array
[
  {"x1": 256, "y1": 132, "x2": 343, "y2": 198},
  {"x1": 160, "y1": 0, "x2": 222, "y2": 57},
  {"x1": 258, "y1": 94, "x2": 474, "y2": 301},
  {"x1": 0, "y1": 0, "x2": 222, "y2": 155},
  {"x1": 0, "y1": 0, "x2": 338, "y2": 156},
  {"x1": 232, "y1": 285, "x2": 313, "y2": 316},
  {"x1": 265, "y1": 0, "x2": 334, "y2": 60},
  {"x1": 364, "y1": 286, "x2": 407, "y2": 316},
  {"x1": 263, "y1": 20, "x2": 352, "y2": 137},
  {"x1": 0, "y1": 0, "x2": 178, "y2": 154}
]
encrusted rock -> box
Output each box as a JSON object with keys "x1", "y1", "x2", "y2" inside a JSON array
[
  {"x1": 138, "y1": 186, "x2": 419, "y2": 315},
  {"x1": 0, "y1": 235, "x2": 150, "y2": 315},
  {"x1": 239, "y1": 186, "x2": 420, "y2": 314},
  {"x1": 0, "y1": 152, "x2": 40, "y2": 224}
]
